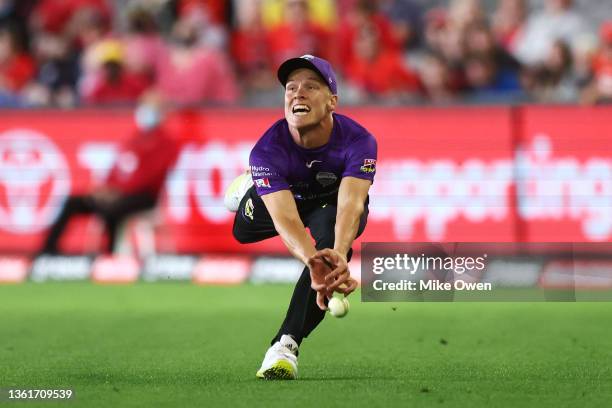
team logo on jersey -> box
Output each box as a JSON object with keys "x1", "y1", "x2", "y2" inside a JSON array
[
  {"x1": 316, "y1": 172, "x2": 337, "y2": 187},
  {"x1": 255, "y1": 178, "x2": 271, "y2": 188},
  {"x1": 244, "y1": 198, "x2": 254, "y2": 221},
  {"x1": 360, "y1": 159, "x2": 377, "y2": 173}
]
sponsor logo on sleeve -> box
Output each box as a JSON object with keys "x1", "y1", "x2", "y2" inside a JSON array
[
  {"x1": 360, "y1": 159, "x2": 377, "y2": 173},
  {"x1": 255, "y1": 178, "x2": 271, "y2": 188},
  {"x1": 250, "y1": 165, "x2": 273, "y2": 177}
]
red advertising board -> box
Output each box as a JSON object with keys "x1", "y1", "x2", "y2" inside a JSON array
[
  {"x1": 517, "y1": 106, "x2": 612, "y2": 242},
  {"x1": 352, "y1": 107, "x2": 516, "y2": 243},
  {"x1": 0, "y1": 106, "x2": 610, "y2": 255}
]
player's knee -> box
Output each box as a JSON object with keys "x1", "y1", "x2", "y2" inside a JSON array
[
  {"x1": 232, "y1": 222, "x2": 253, "y2": 244},
  {"x1": 233, "y1": 234, "x2": 251, "y2": 245},
  {"x1": 232, "y1": 225, "x2": 247, "y2": 244}
]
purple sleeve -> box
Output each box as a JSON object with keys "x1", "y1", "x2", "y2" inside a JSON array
[
  {"x1": 342, "y1": 132, "x2": 378, "y2": 182},
  {"x1": 249, "y1": 146, "x2": 290, "y2": 196}
]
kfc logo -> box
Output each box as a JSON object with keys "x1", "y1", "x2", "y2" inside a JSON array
[
  {"x1": 360, "y1": 158, "x2": 376, "y2": 174},
  {"x1": 0, "y1": 129, "x2": 70, "y2": 233}
]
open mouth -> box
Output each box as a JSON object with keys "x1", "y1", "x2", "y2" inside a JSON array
[{"x1": 292, "y1": 104, "x2": 311, "y2": 116}]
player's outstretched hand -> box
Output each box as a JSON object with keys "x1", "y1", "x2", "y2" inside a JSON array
[
  {"x1": 307, "y1": 255, "x2": 332, "y2": 310},
  {"x1": 307, "y1": 249, "x2": 358, "y2": 310},
  {"x1": 314, "y1": 248, "x2": 354, "y2": 292}
]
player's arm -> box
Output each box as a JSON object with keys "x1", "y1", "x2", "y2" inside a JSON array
[
  {"x1": 260, "y1": 190, "x2": 316, "y2": 265},
  {"x1": 261, "y1": 190, "x2": 340, "y2": 309},
  {"x1": 334, "y1": 176, "x2": 371, "y2": 256},
  {"x1": 313, "y1": 176, "x2": 371, "y2": 295}
]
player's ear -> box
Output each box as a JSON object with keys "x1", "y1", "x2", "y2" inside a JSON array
[{"x1": 328, "y1": 94, "x2": 338, "y2": 112}]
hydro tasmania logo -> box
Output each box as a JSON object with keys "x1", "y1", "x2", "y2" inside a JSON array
[{"x1": 0, "y1": 129, "x2": 70, "y2": 233}]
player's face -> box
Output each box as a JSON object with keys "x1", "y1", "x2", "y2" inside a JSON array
[{"x1": 284, "y1": 68, "x2": 337, "y2": 130}]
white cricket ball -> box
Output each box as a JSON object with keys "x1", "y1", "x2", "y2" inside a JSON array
[{"x1": 328, "y1": 297, "x2": 349, "y2": 318}]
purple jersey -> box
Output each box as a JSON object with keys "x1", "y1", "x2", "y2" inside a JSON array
[{"x1": 249, "y1": 113, "x2": 377, "y2": 201}]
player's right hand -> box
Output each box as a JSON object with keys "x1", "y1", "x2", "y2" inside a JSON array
[
  {"x1": 307, "y1": 255, "x2": 333, "y2": 310},
  {"x1": 307, "y1": 249, "x2": 358, "y2": 310},
  {"x1": 313, "y1": 248, "x2": 356, "y2": 294}
]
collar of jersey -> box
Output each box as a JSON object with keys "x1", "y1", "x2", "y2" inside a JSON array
[{"x1": 285, "y1": 114, "x2": 337, "y2": 153}]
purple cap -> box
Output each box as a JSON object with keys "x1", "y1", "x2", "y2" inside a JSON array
[{"x1": 277, "y1": 54, "x2": 338, "y2": 95}]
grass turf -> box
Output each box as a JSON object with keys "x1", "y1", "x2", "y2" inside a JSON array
[{"x1": 1, "y1": 283, "x2": 611, "y2": 407}]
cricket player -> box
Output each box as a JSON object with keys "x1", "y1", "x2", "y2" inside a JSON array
[{"x1": 226, "y1": 55, "x2": 377, "y2": 380}]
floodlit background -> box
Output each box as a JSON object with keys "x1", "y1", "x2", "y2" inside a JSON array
[{"x1": 0, "y1": 0, "x2": 610, "y2": 283}]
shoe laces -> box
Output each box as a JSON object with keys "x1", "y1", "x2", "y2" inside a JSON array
[{"x1": 270, "y1": 343, "x2": 297, "y2": 362}]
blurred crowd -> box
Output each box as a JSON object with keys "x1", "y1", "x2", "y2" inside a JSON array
[{"x1": 0, "y1": 0, "x2": 611, "y2": 108}]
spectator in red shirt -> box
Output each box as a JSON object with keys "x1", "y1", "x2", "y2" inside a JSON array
[
  {"x1": 80, "y1": 40, "x2": 148, "y2": 105},
  {"x1": 64, "y1": 5, "x2": 110, "y2": 51},
  {"x1": 231, "y1": 0, "x2": 278, "y2": 102},
  {"x1": 344, "y1": 22, "x2": 419, "y2": 103},
  {"x1": 0, "y1": 24, "x2": 35, "y2": 103},
  {"x1": 30, "y1": 0, "x2": 111, "y2": 35},
  {"x1": 175, "y1": 0, "x2": 229, "y2": 50},
  {"x1": 266, "y1": 0, "x2": 333, "y2": 67},
  {"x1": 231, "y1": 0, "x2": 276, "y2": 94},
  {"x1": 154, "y1": 16, "x2": 239, "y2": 105},
  {"x1": 41, "y1": 94, "x2": 180, "y2": 254},
  {"x1": 593, "y1": 23, "x2": 612, "y2": 96},
  {"x1": 582, "y1": 21, "x2": 612, "y2": 104},
  {"x1": 338, "y1": 0, "x2": 398, "y2": 74},
  {"x1": 178, "y1": 0, "x2": 228, "y2": 26},
  {"x1": 121, "y1": 6, "x2": 164, "y2": 89}
]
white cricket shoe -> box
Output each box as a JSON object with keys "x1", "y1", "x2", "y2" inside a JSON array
[
  {"x1": 256, "y1": 335, "x2": 298, "y2": 380},
  {"x1": 224, "y1": 170, "x2": 254, "y2": 212}
]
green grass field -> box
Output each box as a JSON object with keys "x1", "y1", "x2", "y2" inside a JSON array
[{"x1": 1, "y1": 283, "x2": 611, "y2": 407}]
